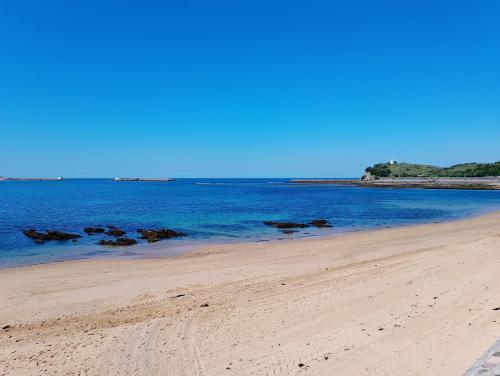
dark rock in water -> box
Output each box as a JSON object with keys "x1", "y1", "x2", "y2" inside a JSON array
[
  {"x1": 106, "y1": 229, "x2": 126, "y2": 237},
  {"x1": 281, "y1": 229, "x2": 297, "y2": 234},
  {"x1": 23, "y1": 229, "x2": 49, "y2": 242},
  {"x1": 309, "y1": 219, "x2": 333, "y2": 228},
  {"x1": 263, "y1": 221, "x2": 310, "y2": 229},
  {"x1": 46, "y1": 231, "x2": 82, "y2": 240},
  {"x1": 72, "y1": 239, "x2": 77, "y2": 243},
  {"x1": 137, "y1": 228, "x2": 187, "y2": 243},
  {"x1": 23, "y1": 229, "x2": 81, "y2": 243},
  {"x1": 84, "y1": 227, "x2": 105, "y2": 234},
  {"x1": 98, "y1": 237, "x2": 137, "y2": 246}
]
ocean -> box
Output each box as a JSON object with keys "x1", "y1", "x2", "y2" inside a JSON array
[{"x1": 1, "y1": 178, "x2": 499, "y2": 268}]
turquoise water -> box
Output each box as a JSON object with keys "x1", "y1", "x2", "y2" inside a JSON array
[{"x1": 1, "y1": 178, "x2": 499, "y2": 268}]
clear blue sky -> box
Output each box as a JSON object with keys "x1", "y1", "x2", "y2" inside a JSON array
[{"x1": 1, "y1": 1, "x2": 499, "y2": 178}]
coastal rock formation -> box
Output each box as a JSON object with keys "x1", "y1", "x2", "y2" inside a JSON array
[
  {"x1": 98, "y1": 238, "x2": 137, "y2": 246},
  {"x1": 22, "y1": 229, "x2": 48, "y2": 243},
  {"x1": 264, "y1": 220, "x2": 333, "y2": 231},
  {"x1": 83, "y1": 227, "x2": 106, "y2": 234},
  {"x1": 23, "y1": 229, "x2": 82, "y2": 244},
  {"x1": 309, "y1": 219, "x2": 333, "y2": 228},
  {"x1": 263, "y1": 221, "x2": 310, "y2": 229},
  {"x1": 281, "y1": 229, "x2": 298, "y2": 234},
  {"x1": 137, "y1": 229, "x2": 187, "y2": 243},
  {"x1": 45, "y1": 231, "x2": 82, "y2": 240},
  {"x1": 361, "y1": 171, "x2": 375, "y2": 181},
  {"x1": 106, "y1": 229, "x2": 126, "y2": 237}
]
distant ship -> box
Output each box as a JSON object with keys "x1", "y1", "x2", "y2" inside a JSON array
[{"x1": 113, "y1": 177, "x2": 175, "y2": 182}]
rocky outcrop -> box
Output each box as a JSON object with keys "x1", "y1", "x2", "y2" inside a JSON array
[
  {"x1": 137, "y1": 229, "x2": 187, "y2": 243},
  {"x1": 309, "y1": 219, "x2": 332, "y2": 228},
  {"x1": 45, "y1": 231, "x2": 81, "y2": 240},
  {"x1": 264, "y1": 219, "x2": 333, "y2": 231},
  {"x1": 83, "y1": 227, "x2": 105, "y2": 234},
  {"x1": 98, "y1": 238, "x2": 137, "y2": 246},
  {"x1": 263, "y1": 221, "x2": 310, "y2": 229},
  {"x1": 22, "y1": 229, "x2": 48, "y2": 243},
  {"x1": 106, "y1": 229, "x2": 126, "y2": 237},
  {"x1": 361, "y1": 171, "x2": 375, "y2": 181},
  {"x1": 23, "y1": 229, "x2": 82, "y2": 244}
]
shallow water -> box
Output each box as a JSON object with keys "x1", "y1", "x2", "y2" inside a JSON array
[{"x1": 1, "y1": 178, "x2": 499, "y2": 267}]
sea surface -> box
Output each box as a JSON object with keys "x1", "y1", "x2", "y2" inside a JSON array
[{"x1": 1, "y1": 178, "x2": 500, "y2": 268}]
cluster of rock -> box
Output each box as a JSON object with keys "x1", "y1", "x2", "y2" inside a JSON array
[
  {"x1": 98, "y1": 238, "x2": 137, "y2": 246},
  {"x1": 83, "y1": 227, "x2": 105, "y2": 234},
  {"x1": 23, "y1": 229, "x2": 81, "y2": 244},
  {"x1": 23, "y1": 225, "x2": 187, "y2": 247},
  {"x1": 262, "y1": 221, "x2": 309, "y2": 229},
  {"x1": 309, "y1": 219, "x2": 333, "y2": 228},
  {"x1": 137, "y1": 229, "x2": 187, "y2": 243},
  {"x1": 263, "y1": 219, "x2": 333, "y2": 233}
]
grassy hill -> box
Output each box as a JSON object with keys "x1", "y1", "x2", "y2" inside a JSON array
[{"x1": 365, "y1": 161, "x2": 500, "y2": 178}]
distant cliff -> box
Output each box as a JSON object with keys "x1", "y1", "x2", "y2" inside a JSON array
[{"x1": 364, "y1": 162, "x2": 500, "y2": 179}]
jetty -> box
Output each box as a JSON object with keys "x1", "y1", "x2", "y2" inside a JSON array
[
  {"x1": 0, "y1": 176, "x2": 63, "y2": 181},
  {"x1": 113, "y1": 177, "x2": 175, "y2": 182},
  {"x1": 290, "y1": 177, "x2": 500, "y2": 190}
]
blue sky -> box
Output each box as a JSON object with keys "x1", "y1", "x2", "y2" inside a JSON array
[{"x1": 1, "y1": 0, "x2": 499, "y2": 177}]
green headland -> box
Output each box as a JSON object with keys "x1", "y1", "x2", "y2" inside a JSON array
[{"x1": 364, "y1": 161, "x2": 500, "y2": 178}]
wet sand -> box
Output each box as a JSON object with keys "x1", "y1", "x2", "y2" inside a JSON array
[{"x1": 1, "y1": 211, "x2": 500, "y2": 375}]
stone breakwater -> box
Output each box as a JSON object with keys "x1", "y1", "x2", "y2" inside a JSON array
[
  {"x1": 290, "y1": 177, "x2": 500, "y2": 190},
  {"x1": 0, "y1": 177, "x2": 63, "y2": 181}
]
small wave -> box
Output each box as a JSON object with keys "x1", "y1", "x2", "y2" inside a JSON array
[{"x1": 195, "y1": 182, "x2": 271, "y2": 186}]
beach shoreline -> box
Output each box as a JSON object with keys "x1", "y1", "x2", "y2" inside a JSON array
[
  {"x1": 4, "y1": 205, "x2": 500, "y2": 270},
  {"x1": 1, "y1": 210, "x2": 499, "y2": 375}
]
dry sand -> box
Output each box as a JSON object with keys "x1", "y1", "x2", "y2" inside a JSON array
[{"x1": 1, "y1": 212, "x2": 500, "y2": 375}]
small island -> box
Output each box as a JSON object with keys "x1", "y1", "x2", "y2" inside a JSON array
[{"x1": 292, "y1": 161, "x2": 500, "y2": 190}]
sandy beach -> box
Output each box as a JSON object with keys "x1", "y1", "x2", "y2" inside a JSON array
[{"x1": 1, "y1": 212, "x2": 499, "y2": 375}]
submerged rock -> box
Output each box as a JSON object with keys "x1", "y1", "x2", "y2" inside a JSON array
[
  {"x1": 262, "y1": 221, "x2": 310, "y2": 229},
  {"x1": 98, "y1": 237, "x2": 137, "y2": 246},
  {"x1": 281, "y1": 229, "x2": 298, "y2": 234},
  {"x1": 23, "y1": 229, "x2": 48, "y2": 242},
  {"x1": 106, "y1": 229, "x2": 126, "y2": 237},
  {"x1": 46, "y1": 231, "x2": 82, "y2": 240},
  {"x1": 309, "y1": 219, "x2": 333, "y2": 228},
  {"x1": 83, "y1": 227, "x2": 106, "y2": 234},
  {"x1": 137, "y1": 228, "x2": 187, "y2": 243},
  {"x1": 23, "y1": 229, "x2": 82, "y2": 243}
]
